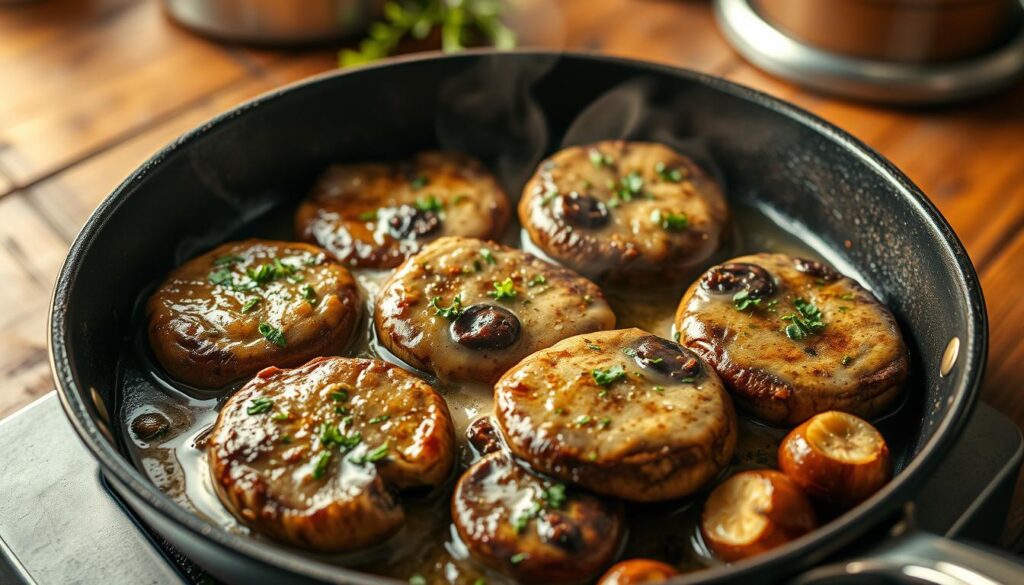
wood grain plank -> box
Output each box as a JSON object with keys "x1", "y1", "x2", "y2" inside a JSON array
[{"x1": 0, "y1": 0, "x2": 253, "y2": 190}]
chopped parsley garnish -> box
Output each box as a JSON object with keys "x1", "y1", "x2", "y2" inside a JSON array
[
  {"x1": 782, "y1": 298, "x2": 825, "y2": 340},
  {"x1": 410, "y1": 175, "x2": 429, "y2": 190},
  {"x1": 621, "y1": 347, "x2": 638, "y2": 357},
  {"x1": 542, "y1": 484, "x2": 567, "y2": 509},
  {"x1": 598, "y1": 417, "x2": 612, "y2": 429},
  {"x1": 592, "y1": 364, "x2": 626, "y2": 387},
  {"x1": 655, "y1": 161, "x2": 685, "y2": 182},
  {"x1": 480, "y1": 248, "x2": 496, "y2": 265},
  {"x1": 586, "y1": 343, "x2": 601, "y2": 351},
  {"x1": 733, "y1": 290, "x2": 762, "y2": 311},
  {"x1": 527, "y1": 274, "x2": 547, "y2": 287},
  {"x1": 319, "y1": 422, "x2": 361, "y2": 451},
  {"x1": 311, "y1": 451, "x2": 332, "y2": 480},
  {"x1": 368, "y1": 415, "x2": 389, "y2": 424},
  {"x1": 247, "y1": 263, "x2": 276, "y2": 284},
  {"x1": 429, "y1": 295, "x2": 464, "y2": 319},
  {"x1": 351, "y1": 441, "x2": 390, "y2": 465},
  {"x1": 652, "y1": 385, "x2": 665, "y2": 392},
  {"x1": 488, "y1": 278, "x2": 517, "y2": 301},
  {"x1": 575, "y1": 415, "x2": 592, "y2": 426},
  {"x1": 510, "y1": 552, "x2": 528, "y2": 565},
  {"x1": 842, "y1": 355, "x2": 854, "y2": 366},
  {"x1": 512, "y1": 502, "x2": 541, "y2": 533},
  {"x1": 358, "y1": 209, "x2": 378, "y2": 221},
  {"x1": 258, "y1": 322, "x2": 286, "y2": 347},
  {"x1": 588, "y1": 148, "x2": 614, "y2": 168},
  {"x1": 840, "y1": 292, "x2": 856, "y2": 301},
  {"x1": 330, "y1": 388, "x2": 350, "y2": 402},
  {"x1": 246, "y1": 397, "x2": 273, "y2": 415},
  {"x1": 651, "y1": 209, "x2": 688, "y2": 231},
  {"x1": 208, "y1": 268, "x2": 234, "y2": 287},
  {"x1": 240, "y1": 297, "x2": 260, "y2": 313},
  {"x1": 334, "y1": 406, "x2": 349, "y2": 415},
  {"x1": 213, "y1": 254, "x2": 243, "y2": 266},
  {"x1": 271, "y1": 411, "x2": 289, "y2": 421},
  {"x1": 415, "y1": 194, "x2": 444, "y2": 212},
  {"x1": 301, "y1": 284, "x2": 318, "y2": 304},
  {"x1": 614, "y1": 170, "x2": 646, "y2": 203}
]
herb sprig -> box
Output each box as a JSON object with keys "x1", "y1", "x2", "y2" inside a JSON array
[{"x1": 782, "y1": 298, "x2": 825, "y2": 340}]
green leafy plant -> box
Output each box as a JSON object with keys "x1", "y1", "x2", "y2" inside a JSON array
[{"x1": 341, "y1": 0, "x2": 516, "y2": 67}]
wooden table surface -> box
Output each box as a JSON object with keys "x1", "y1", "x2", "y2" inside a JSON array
[{"x1": 2, "y1": 0, "x2": 1023, "y2": 546}]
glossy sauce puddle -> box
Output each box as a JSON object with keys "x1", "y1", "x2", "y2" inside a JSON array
[{"x1": 117, "y1": 202, "x2": 902, "y2": 584}]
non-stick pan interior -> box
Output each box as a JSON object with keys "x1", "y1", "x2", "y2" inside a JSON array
[{"x1": 51, "y1": 52, "x2": 985, "y2": 583}]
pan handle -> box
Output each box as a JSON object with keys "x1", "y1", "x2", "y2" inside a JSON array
[{"x1": 791, "y1": 530, "x2": 1024, "y2": 584}]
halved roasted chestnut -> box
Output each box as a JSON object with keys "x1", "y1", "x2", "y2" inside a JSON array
[
  {"x1": 778, "y1": 411, "x2": 892, "y2": 509},
  {"x1": 632, "y1": 335, "x2": 701, "y2": 381},
  {"x1": 556, "y1": 192, "x2": 610, "y2": 229},
  {"x1": 700, "y1": 470, "x2": 817, "y2": 562},
  {"x1": 450, "y1": 304, "x2": 521, "y2": 350},
  {"x1": 379, "y1": 204, "x2": 441, "y2": 239},
  {"x1": 793, "y1": 257, "x2": 840, "y2": 281},
  {"x1": 466, "y1": 416, "x2": 502, "y2": 455},
  {"x1": 700, "y1": 262, "x2": 775, "y2": 298},
  {"x1": 597, "y1": 559, "x2": 678, "y2": 585}
]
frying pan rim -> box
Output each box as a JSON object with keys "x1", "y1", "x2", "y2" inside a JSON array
[{"x1": 48, "y1": 48, "x2": 988, "y2": 584}]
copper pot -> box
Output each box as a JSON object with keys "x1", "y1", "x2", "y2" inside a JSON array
[{"x1": 755, "y1": 0, "x2": 1021, "y2": 63}]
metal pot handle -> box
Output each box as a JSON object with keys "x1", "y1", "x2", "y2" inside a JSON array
[{"x1": 792, "y1": 530, "x2": 1024, "y2": 584}]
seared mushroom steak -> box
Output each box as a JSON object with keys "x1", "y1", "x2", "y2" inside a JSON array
[
  {"x1": 147, "y1": 239, "x2": 361, "y2": 388},
  {"x1": 676, "y1": 253, "x2": 909, "y2": 426},
  {"x1": 519, "y1": 141, "x2": 728, "y2": 286},
  {"x1": 207, "y1": 357, "x2": 455, "y2": 551},
  {"x1": 296, "y1": 151, "x2": 510, "y2": 269},
  {"x1": 494, "y1": 328, "x2": 738, "y2": 501},
  {"x1": 374, "y1": 236, "x2": 616, "y2": 384},
  {"x1": 452, "y1": 452, "x2": 624, "y2": 583}
]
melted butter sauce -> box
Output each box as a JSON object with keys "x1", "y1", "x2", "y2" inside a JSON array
[{"x1": 118, "y1": 202, "x2": 892, "y2": 584}]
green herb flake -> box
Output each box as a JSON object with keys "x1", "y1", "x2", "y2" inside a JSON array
[
  {"x1": 542, "y1": 484, "x2": 567, "y2": 509},
  {"x1": 301, "y1": 284, "x2": 318, "y2": 305},
  {"x1": 358, "y1": 209, "x2": 378, "y2": 221},
  {"x1": 598, "y1": 417, "x2": 612, "y2": 429},
  {"x1": 258, "y1": 322, "x2": 286, "y2": 347},
  {"x1": 512, "y1": 502, "x2": 541, "y2": 533},
  {"x1": 652, "y1": 385, "x2": 665, "y2": 392},
  {"x1": 586, "y1": 343, "x2": 601, "y2": 351},
  {"x1": 311, "y1": 451, "x2": 332, "y2": 480},
  {"x1": 621, "y1": 347, "x2": 638, "y2": 357},
  {"x1": 480, "y1": 248, "x2": 496, "y2": 265},
  {"x1": 368, "y1": 415, "x2": 389, "y2": 424},
  {"x1": 213, "y1": 254, "x2": 244, "y2": 266},
  {"x1": 319, "y1": 422, "x2": 362, "y2": 451},
  {"x1": 733, "y1": 290, "x2": 763, "y2": 312},
  {"x1": 510, "y1": 552, "x2": 528, "y2": 565},
  {"x1": 240, "y1": 298, "x2": 260, "y2": 313},
  {"x1": 280, "y1": 434, "x2": 293, "y2": 444},
  {"x1": 488, "y1": 278, "x2": 517, "y2": 301},
  {"x1": 616, "y1": 170, "x2": 646, "y2": 202},
  {"x1": 271, "y1": 411, "x2": 289, "y2": 422},
  {"x1": 840, "y1": 292, "x2": 856, "y2": 301},
  {"x1": 575, "y1": 415, "x2": 592, "y2": 426},
  {"x1": 842, "y1": 355, "x2": 854, "y2": 366},
  {"x1": 410, "y1": 175, "x2": 429, "y2": 190},
  {"x1": 655, "y1": 161, "x2": 685, "y2": 182},
  {"x1": 554, "y1": 407, "x2": 566, "y2": 415},
  {"x1": 351, "y1": 441, "x2": 390, "y2": 465},
  {"x1": 592, "y1": 364, "x2": 626, "y2": 387},
  {"x1": 782, "y1": 298, "x2": 825, "y2": 341},
  {"x1": 415, "y1": 194, "x2": 444, "y2": 213},
  {"x1": 588, "y1": 148, "x2": 614, "y2": 168},
  {"x1": 429, "y1": 295, "x2": 464, "y2": 319},
  {"x1": 527, "y1": 274, "x2": 547, "y2": 287},
  {"x1": 208, "y1": 268, "x2": 234, "y2": 287},
  {"x1": 329, "y1": 386, "x2": 350, "y2": 402},
  {"x1": 247, "y1": 397, "x2": 273, "y2": 415},
  {"x1": 652, "y1": 209, "x2": 688, "y2": 231}
]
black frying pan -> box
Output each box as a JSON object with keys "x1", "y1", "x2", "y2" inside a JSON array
[{"x1": 48, "y1": 51, "x2": 1017, "y2": 584}]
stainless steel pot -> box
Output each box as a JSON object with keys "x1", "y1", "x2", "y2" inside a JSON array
[{"x1": 163, "y1": 0, "x2": 383, "y2": 45}]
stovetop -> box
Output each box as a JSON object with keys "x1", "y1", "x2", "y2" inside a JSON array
[{"x1": 1, "y1": 393, "x2": 1021, "y2": 584}]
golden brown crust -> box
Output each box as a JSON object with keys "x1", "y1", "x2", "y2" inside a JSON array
[
  {"x1": 374, "y1": 236, "x2": 616, "y2": 384},
  {"x1": 519, "y1": 140, "x2": 728, "y2": 286},
  {"x1": 452, "y1": 452, "x2": 624, "y2": 583},
  {"x1": 676, "y1": 253, "x2": 909, "y2": 426},
  {"x1": 146, "y1": 239, "x2": 361, "y2": 388},
  {"x1": 296, "y1": 151, "x2": 510, "y2": 269},
  {"x1": 207, "y1": 357, "x2": 456, "y2": 551},
  {"x1": 494, "y1": 328, "x2": 738, "y2": 502}
]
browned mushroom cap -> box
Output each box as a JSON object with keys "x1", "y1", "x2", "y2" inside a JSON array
[
  {"x1": 296, "y1": 151, "x2": 510, "y2": 269},
  {"x1": 519, "y1": 140, "x2": 729, "y2": 286},
  {"x1": 677, "y1": 252, "x2": 909, "y2": 426},
  {"x1": 452, "y1": 452, "x2": 624, "y2": 584},
  {"x1": 146, "y1": 239, "x2": 361, "y2": 388},
  {"x1": 450, "y1": 304, "x2": 521, "y2": 350},
  {"x1": 597, "y1": 559, "x2": 679, "y2": 585},
  {"x1": 466, "y1": 416, "x2": 503, "y2": 455}
]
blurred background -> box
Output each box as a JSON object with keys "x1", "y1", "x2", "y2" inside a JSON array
[{"x1": 0, "y1": 0, "x2": 1022, "y2": 548}]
